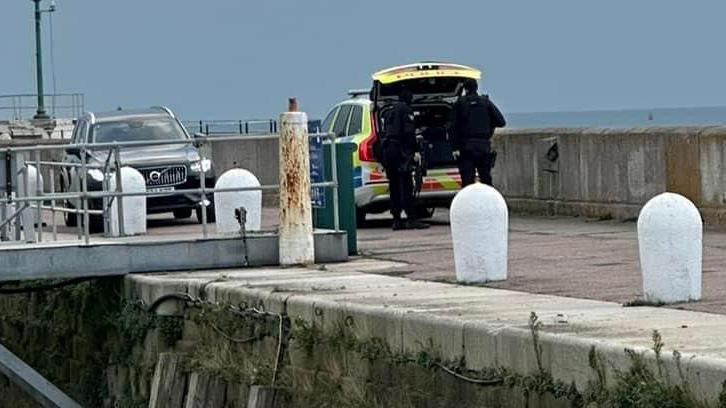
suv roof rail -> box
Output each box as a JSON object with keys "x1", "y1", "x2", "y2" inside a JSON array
[
  {"x1": 150, "y1": 106, "x2": 175, "y2": 118},
  {"x1": 347, "y1": 89, "x2": 369, "y2": 98}
]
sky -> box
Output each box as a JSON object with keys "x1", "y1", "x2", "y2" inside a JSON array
[{"x1": 2, "y1": 0, "x2": 726, "y2": 121}]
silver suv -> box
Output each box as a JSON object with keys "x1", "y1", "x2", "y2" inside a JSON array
[{"x1": 61, "y1": 106, "x2": 216, "y2": 231}]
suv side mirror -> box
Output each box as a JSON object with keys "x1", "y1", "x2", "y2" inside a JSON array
[
  {"x1": 192, "y1": 132, "x2": 207, "y2": 147},
  {"x1": 66, "y1": 147, "x2": 80, "y2": 156}
]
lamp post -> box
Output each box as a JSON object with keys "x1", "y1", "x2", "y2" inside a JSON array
[{"x1": 31, "y1": 0, "x2": 55, "y2": 120}]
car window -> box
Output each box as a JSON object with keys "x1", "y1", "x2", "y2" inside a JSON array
[
  {"x1": 332, "y1": 105, "x2": 352, "y2": 137},
  {"x1": 321, "y1": 107, "x2": 338, "y2": 133},
  {"x1": 70, "y1": 121, "x2": 81, "y2": 144},
  {"x1": 347, "y1": 105, "x2": 363, "y2": 136},
  {"x1": 91, "y1": 118, "x2": 188, "y2": 143}
]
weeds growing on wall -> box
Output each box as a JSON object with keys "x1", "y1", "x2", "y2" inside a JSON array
[{"x1": 4, "y1": 282, "x2": 726, "y2": 408}]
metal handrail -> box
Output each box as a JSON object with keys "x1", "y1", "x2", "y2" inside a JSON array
[
  {"x1": 0, "y1": 93, "x2": 84, "y2": 120},
  {"x1": 2, "y1": 133, "x2": 286, "y2": 153},
  {"x1": 0, "y1": 131, "x2": 340, "y2": 245}
]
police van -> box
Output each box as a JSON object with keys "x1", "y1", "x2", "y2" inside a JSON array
[{"x1": 320, "y1": 62, "x2": 482, "y2": 224}]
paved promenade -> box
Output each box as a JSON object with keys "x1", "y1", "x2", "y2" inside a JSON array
[{"x1": 359, "y1": 210, "x2": 726, "y2": 315}]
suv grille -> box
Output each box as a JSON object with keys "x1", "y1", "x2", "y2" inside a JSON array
[{"x1": 139, "y1": 166, "x2": 187, "y2": 187}]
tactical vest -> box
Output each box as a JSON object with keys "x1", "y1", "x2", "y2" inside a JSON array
[{"x1": 461, "y1": 95, "x2": 492, "y2": 138}]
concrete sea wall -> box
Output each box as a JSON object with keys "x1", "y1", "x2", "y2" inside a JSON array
[
  {"x1": 492, "y1": 127, "x2": 726, "y2": 223},
  {"x1": 207, "y1": 126, "x2": 726, "y2": 223}
]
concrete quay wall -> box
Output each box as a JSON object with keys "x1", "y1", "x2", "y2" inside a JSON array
[
  {"x1": 493, "y1": 126, "x2": 726, "y2": 223},
  {"x1": 124, "y1": 263, "x2": 726, "y2": 406},
  {"x1": 208, "y1": 126, "x2": 726, "y2": 222}
]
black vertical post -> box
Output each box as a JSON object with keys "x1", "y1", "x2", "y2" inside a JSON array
[{"x1": 32, "y1": 0, "x2": 48, "y2": 119}]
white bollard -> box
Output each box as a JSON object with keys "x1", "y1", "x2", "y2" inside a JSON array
[
  {"x1": 214, "y1": 168, "x2": 262, "y2": 234},
  {"x1": 638, "y1": 192, "x2": 702, "y2": 303},
  {"x1": 109, "y1": 167, "x2": 146, "y2": 236},
  {"x1": 450, "y1": 183, "x2": 508, "y2": 283},
  {"x1": 278, "y1": 98, "x2": 314, "y2": 265}
]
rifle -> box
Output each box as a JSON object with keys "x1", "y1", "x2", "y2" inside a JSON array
[{"x1": 413, "y1": 135, "x2": 428, "y2": 200}]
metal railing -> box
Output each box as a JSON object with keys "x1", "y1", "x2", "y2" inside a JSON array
[
  {"x1": 182, "y1": 119, "x2": 322, "y2": 135},
  {"x1": 0, "y1": 93, "x2": 85, "y2": 120},
  {"x1": 0, "y1": 132, "x2": 339, "y2": 246}
]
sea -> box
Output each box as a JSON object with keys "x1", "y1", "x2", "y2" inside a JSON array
[{"x1": 505, "y1": 106, "x2": 726, "y2": 129}]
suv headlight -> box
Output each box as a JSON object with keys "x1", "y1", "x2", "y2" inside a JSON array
[
  {"x1": 88, "y1": 169, "x2": 105, "y2": 182},
  {"x1": 190, "y1": 159, "x2": 212, "y2": 173}
]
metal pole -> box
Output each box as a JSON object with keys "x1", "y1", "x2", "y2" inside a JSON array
[
  {"x1": 23, "y1": 158, "x2": 34, "y2": 243},
  {"x1": 49, "y1": 166, "x2": 56, "y2": 241},
  {"x1": 200, "y1": 149, "x2": 208, "y2": 239},
  {"x1": 329, "y1": 132, "x2": 340, "y2": 232},
  {"x1": 114, "y1": 146, "x2": 125, "y2": 236},
  {"x1": 80, "y1": 146, "x2": 90, "y2": 245},
  {"x1": 34, "y1": 151, "x2": 42, "y2": 242},
  {"x1": 278, "y1": 98, "x2": 314, "y2": 265},
  {"x1": 32, "y1": 0, "x2": 48, "y2": 120},
  {"x1": 0, "y1": 202, "x2": 6, "y2": 241}
]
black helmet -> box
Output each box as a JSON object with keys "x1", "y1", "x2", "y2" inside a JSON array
[{"x1": 464, "y1": 80, "x2": 478, "y2": 94}]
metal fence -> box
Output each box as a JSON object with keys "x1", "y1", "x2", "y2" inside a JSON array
[
  {"x1": 182, "y1": 119, "x2": 322, "y2": 135},
  {"x1": 0, "y1": 94, "x2": 85, "y2": 120},
  {"x1": 0, "y1": 132, "x2": 339, "y2": 246}
]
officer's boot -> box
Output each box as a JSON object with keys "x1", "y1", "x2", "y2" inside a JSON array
[
  {"x1": 392, "y1": 214, "x2": 406, "y2": 231},
  {"x1": 406, "y1": 217, "x2": 430, "y2": 230}
]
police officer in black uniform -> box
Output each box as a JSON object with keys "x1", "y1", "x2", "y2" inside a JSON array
[
  {"x1": 381, "y1": 90, "x2": 429, "y2": 230},
  {"x1": 449, "y1": 80, "x2": 506, "y2": 186}
]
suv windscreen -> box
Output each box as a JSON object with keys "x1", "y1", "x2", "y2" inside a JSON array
[{"x1": 91, "y1": 117, "x2": 187, "y2": 143}]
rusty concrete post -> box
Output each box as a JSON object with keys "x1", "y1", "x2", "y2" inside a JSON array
[{"x1": 278, "y1": 98, "x2": 314, "y2": 265}]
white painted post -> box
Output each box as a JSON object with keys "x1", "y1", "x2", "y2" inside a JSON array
[
  {"x1": 450, "y1": 183, "x2": 508, "y2": 283},
  {"x1": 638, "y1": 192, "x2": 702, "y2": 303},
  {"x1": 109, "y1": 167, "x2": 146, "y2": 236},
  {"x1": 214, "y1": 168, "x2": 262, "y2": 234},
  {"x1": 278, "y1": 98, "x2": 314, "y2": 265},
  {"x1": 25, "y1": 164, "x2": 43, "y2": 228}
]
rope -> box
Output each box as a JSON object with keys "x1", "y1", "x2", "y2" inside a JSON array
[
  {"x1": 209, "y1": 322, "x2": 258, "y2": 344},
  {"x1": 435, "y1": 362, "x2": 503, "y2": 386}
]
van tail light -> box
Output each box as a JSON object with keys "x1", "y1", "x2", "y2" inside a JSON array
[{"x1": 359, "y1": 113, "x2": 377, "y2": 162}]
